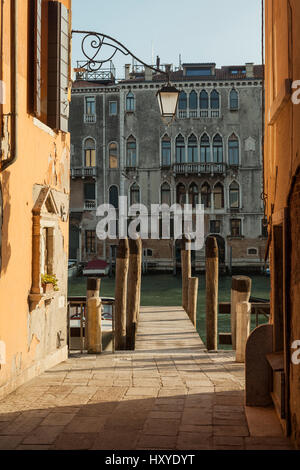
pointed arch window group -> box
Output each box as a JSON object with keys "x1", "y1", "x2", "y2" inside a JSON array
[{"x1": 178, "y1": 89, "x2": 220, "y2": 118}]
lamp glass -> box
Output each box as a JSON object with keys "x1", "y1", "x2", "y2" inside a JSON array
[{"x1": 157, "y1": 86, "x2": 179, "y2": 118}]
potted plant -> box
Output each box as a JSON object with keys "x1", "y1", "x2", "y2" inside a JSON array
[{"x1": 41, "y1": 274, "x2": 59, "y2": 293}]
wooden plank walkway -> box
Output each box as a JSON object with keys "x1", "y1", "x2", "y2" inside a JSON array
[{"x1": 0, "y1": 306, "x2": 294, "y2": 450}]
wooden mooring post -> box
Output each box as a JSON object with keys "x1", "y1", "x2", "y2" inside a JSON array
[
  {"x1": 231, "y1": 276, "x2": 252, "y2": 350},
  {"x1": 181, "y1": 236, "x2": 191, "y2": 313},
  {"x1": 188, "y1": 277, "x2": 198, "y2": 327},
  {"x1": 114, "y1": 238, "x2": 129, "y2": 350},
  {"x1": 126, "y1": 238, "x2": 142, "y2": 350},
  {"x1": 87, "y1": 296, "x2": 102, "y2": 354},
  {"x1": 206, "y1": 236, "x2": 218, "y2": 351},
  {"x1": 236, "y1": 301, "x2": 251, "y2": 362},
  {"x1": 86, "y1": 278, "x2": 101, "y2": 350}
]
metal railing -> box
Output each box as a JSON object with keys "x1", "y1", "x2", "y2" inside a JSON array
[
  {"x1": 84, "y1": 114, "x2": 97, "y2": 124},
  {"x1": 84, "y1": 199, "x2": 97, "y2": 210},
  {"x1": 71, "y1": 167, "x2": 97, "y2": 178},
  {"x1": 173, "y1": 162, "x2": 226, "y2": 175}
]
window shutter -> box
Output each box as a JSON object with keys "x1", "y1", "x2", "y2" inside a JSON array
[
  {"x1": 34, "y1": 0, "x2": 42, "y2": 117},
  {"x1": 47, "y1": 1, "x2": 70, "y2": 131}
]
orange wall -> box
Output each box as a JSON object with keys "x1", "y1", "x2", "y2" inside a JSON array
[
  {"x1": 0, "y1": 0, "x2": 71, "y2": 390},
  {"x1": 265, "y1": 0, "x2": 300, "y2": 447}
]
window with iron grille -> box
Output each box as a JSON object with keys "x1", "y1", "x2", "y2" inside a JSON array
[{"x1": 85, "y1": 230, "x2": 96, "y2": 253}]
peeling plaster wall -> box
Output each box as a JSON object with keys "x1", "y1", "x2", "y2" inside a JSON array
[{"x1": 0, "y1": 0, "x2": 71, "y2": 398}]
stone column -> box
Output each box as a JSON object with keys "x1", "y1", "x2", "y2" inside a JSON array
[{"x1": 126, "y1": 238, "x2": 142, "y2": 350}]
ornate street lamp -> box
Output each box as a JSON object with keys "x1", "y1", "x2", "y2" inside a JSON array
[{"x1": 72, "y1": 30, "x2": 180, "y2": 119}]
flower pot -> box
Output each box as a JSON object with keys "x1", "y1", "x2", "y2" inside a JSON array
[{"x1": 42, "y1": 283, "x2": 54, "y2": 294}]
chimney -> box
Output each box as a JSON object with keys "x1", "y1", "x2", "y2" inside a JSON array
[
  {"x1": 156, "y1": 55, "x2": 160, "y2": 70},
  {"x1": 125, "y1": 64, "x2": 131, "y2": 80},
  {"x1": 144, "y1": 66, "x2": 153, "y2": 82},
  {"x1": 245, "y1": 63, "x2": 254, "y2": 78}
]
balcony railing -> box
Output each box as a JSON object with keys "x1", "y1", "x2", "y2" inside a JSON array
[
  {"x1": 84, "y1": 114, "x2": 96, "y2": 124},
  {"x1": 173, "y1": 162, "x2": 226, "y2": 175},
  {"x1": 177, "y1": 109, "x2": 221, "y2": 119},
  {"x1": 84, "y1": 200, "x2": 96, "y2": 210},
  {"x1": 71, "y1": 167, "x2": 97, "y2": 179}
]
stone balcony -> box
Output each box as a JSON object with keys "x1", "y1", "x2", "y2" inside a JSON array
[
  {"x1": 71, "y1": 167, "x2": 97, "y2": 179},
  {"x1": 173, "y1": 162, "x2": 227, "y2": 176}
]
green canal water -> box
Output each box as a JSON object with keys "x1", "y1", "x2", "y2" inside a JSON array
[{"x1": 68, "y1": 274, "x2": 270, "y2": 349}]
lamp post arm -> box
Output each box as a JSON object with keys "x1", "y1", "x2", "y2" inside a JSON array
[{"x1": 71, "y1": 30, "x2": 169, "y2": 80}]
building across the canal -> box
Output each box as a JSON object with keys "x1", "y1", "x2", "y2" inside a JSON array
[{"x1": 69, "y1": 60, "x2": 266, "y2": 273}]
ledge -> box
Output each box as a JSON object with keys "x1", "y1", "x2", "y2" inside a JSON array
[{"x1": 28, "y1": 291, "x2": 57, "y2": 312}]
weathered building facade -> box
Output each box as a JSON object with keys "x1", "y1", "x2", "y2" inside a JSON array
[
  {"x1": 0, "y1": 0, "x2": 71, "y2": 398},
  {"x1": 69, "y1": 61, "x2": 266, "y2": 272},
  {"x1": 264, "y1": 0, "x2": 300, "y2": 448}
]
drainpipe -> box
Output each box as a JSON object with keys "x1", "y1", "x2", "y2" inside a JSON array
[{"x1": 0, "y1": 0, "x2": 18, "y2": 172}]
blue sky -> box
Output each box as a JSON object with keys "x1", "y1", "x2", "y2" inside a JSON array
[{"x1": 72, "y1": 0, "x2": 262, "y2": 79}]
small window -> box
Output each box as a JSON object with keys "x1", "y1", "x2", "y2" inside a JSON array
[
  {"x1": 231, "y1": 219, "x2": 241, "y2": 237},
  {"x1": 126, "y1": 92, "x2": 135, "y2": 112},
  {"x1": 210, "y1": 90, "x2": 220, "y2": 109},
  {"x1": 146, "y1": 249, "x2": 153, "y2": 257},
  {"x1": 85, "y1": 230, "x2": 96, "y2": 253},
  {"x1": 84, "y1": 138, "x2": 96, "y2": 167},
  {"x1": 127, "y1": 136, "x2": 137, "y2": 167},
  {"x1": 109, "y1": 142, "x2": 118, "y2": 169},
  {"x1": 85, "y1": 96, "x2": 96, "y2": 115},
  {"x1": 210, "y1": 220, "x2": 221, "y2": 234},
  {"x1": 229, "y1": 181, "x2": 240, "y2": 208},
  {"x1": 228, "y1": 134, "x2": 239, "y2": 165},
  {"x1": 230, "y1": 89, "x2": 239, "y2": 110},
  {"x1": 201, "y1": 183, "x2": 211, "y2": 209},
  {"x1": 161, "y1": 136, "x2": 171, "y2": 167},
  {"x1": 130, "y1": 183, "x2": 140, "y2": 205},
  {"x1": 109, "y1": 186, "x2": 119, "y2": 209},
  {"x1": 213, "y1": 183, "x2": 224, "y2": 209},
  {"x1": 200, "y1": 134, "x2": 210, "y2": 163},
  {"x1": 176, "y1": 135, "x2": 185, "y2": 163},
  {"x1": 188, "y1": 135, "x2": 198, "y2": 163},
  {"x1": 161, "y1": 182, "x2": 171, "y2": 205},
  {"x1": 109, "y1": 101, "x2": 117, "y2": 116},
  {"x1": 248, "y1": 248, "x2": 258, "y2": 256},
  {"x1": 213, "y1": 134, "x2": 223, "y2": 163},
  {"x1": 188, "y1": 183, "x2": 199, "y2": 208},
  {"x1": 178, "y1": 91, "x2": 187, "y2": 110},
  {"x1": 189, "y1": 91, "x2": 197, "y2": 110},
  {"x1": 262, "y1": 219, "x2": 268, "y2": 238},
  {"x1": 176, "y1": 183, "x2": 186, "y2": 207},
  {"x1": 200, "y1": 90, "x2": 209, "y2": 109},
  {"x1": 84, "y1": 182, "x2": 96, "y2": 201}
]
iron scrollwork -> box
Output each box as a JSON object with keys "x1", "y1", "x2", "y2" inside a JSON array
[{"x1": 72, "y1": 30, "x2": 167, "y2": 77}]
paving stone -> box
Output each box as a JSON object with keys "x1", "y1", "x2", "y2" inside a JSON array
[
  {"x1": 177, "y1": 432, "x2": 212, "y2": 450},
  {"x1": 137, "y1": 434, "x2": 177, "y2": 450},
  {"x1": 64, "y1": 415, "x2": 108, "y2": 433},
  {"x1": 0, "y1": 435, "x2": 24, "y2": 450},
  {"x1": 213, "y1": 425, "x2": 249, "y2": 437},
  {"x1": 92, "y1": 430, "x2": 141, "y2": 450},
  {"x1": 213, "y1": 436, "x2": 245, "y2": 450},
  {"x1": 0, "y1": 416, "x2": 42, "y2": 435},
  {"x1": 22, "y1": 426, "x2": 64, "y2": 445},
  {"x1": 143, "y1": 418, "x2": 180, "y2": 436},
  {"x1": 41, "y1": 412, "x2": 76, "y2": 426},
  {"x1": 54, "y1": 432, "x2": 97, "y2": 450},
  {"x1": 148, "y1": 411, "x2": 182, "y2": 420},
  {"x1": 182, "y1": 408, "x2": 213, "y2": 426},
  {"x1": 125, "y1": 387, "x2": 159, "y2": 397},
  {"x1": 245, "y1": 436, "x2": 294, "y2": 450}
]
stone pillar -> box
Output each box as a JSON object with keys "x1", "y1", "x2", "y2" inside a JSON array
[
  {"x1": 188, "y1": 277, "x2": 198, "y2": 327},
  {"x1": 231, "y1": 276, "x2": 252, "y2": 349},
  {"x1": 181, "y1": 236, "x2": 191, "y2": 313},
  {"x1": 126, "y1": 238, "x2": 142, "y2": 350},
  {"x1": 114, "y1": 238, "x2": 129, "y2": 350},
  {"x1": 31, "y1": 214, "x2": 41, "y2": 294},
  {"x1": 236, "y1": 301, "x2": 251, "y2": 363},
  {"x1": 206, "y1": 236, "x2": 218, "y2": 351},
  {"x1": 87, "y1": 296, "x2": 102, "y2": 354}
]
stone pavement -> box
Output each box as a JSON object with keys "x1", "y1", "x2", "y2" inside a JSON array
[{"x1": 0, "y1": 306, "x2": 294, "y2": 450}]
